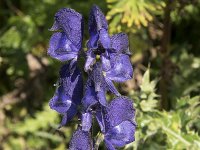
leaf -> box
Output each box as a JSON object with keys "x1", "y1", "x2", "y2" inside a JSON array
[
  {"x1": 10, "y1": 104, "x2": 59, "y2": 134},
  {"x1": 106, "y1": 0, "x2": 165, "y2": 33}
]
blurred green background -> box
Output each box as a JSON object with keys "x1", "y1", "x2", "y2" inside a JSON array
[{"x1": 0, "y1": 0, "x2": 200, "y2": 149}]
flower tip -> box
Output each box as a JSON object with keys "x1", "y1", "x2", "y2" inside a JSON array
[
  {"x1": 92, "y1": 4, "x2": 99, "y2": 9},
  {"x1": 48, "y1": 21, "x2": 60, "y2": 31}
]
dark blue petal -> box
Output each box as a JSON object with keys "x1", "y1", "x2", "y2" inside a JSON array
[
  {"x1": 104, "y1": 139, "x2": 116, "y2": 150},
  {"x1": 91, "y1": 63, "x2": 106, "y2": 92},
  {"x1": 88, "y1": 5, "x2": 111, "y2": 51},
  {"x1": 87, "y1": 34, "x2": 99, "y2": 49},
  {"x1": 104, "y1": 78, "x2": 120, "y2": 96},
  {"x1": 66, "y1": 103, "x2": 78, "y2": 121},
  {"x1": 90, "y1": 63, "x2": 108, "y2": 107},
  {"x1": 99, "y1": 29, "x2": 111, "y2": 49},
  {"x1": 53, "y1": 8, "x2": 83, "y2": 50},
  {"x1": 49, "y1": 85, "x2": 72, "y2": 114},
  {"x1": 59, "y1": 103, "x2": 77, "y2": 128},
  {"x1": 105, "y1": 97, "x2": 135, "y2": 129},
  {"x1": 97, "y1": 88, "x2": 107, "y2": 107},
  {"x1": 82, "y1": 83, "x2": 98, "y2": 111},
  {"x1": 59, "y1": 63, "x2": 83, "y2": 105},
  {"x1": 84, "y1": 49, "x2": 96, "y2": 72},
  {"x1": 49, "y1": 63, "x2": 83, "y2": 125},
  {"x1": 69, "y1": 128, "x2": 94, "y2": 150},
  {"x1": 105, "y1": 54, "x2": 133, "y2": 82},
  {"x1": 48, "y1": 32, "x2": 78, "y2": 61},
  {"x1": 81, "y1": 112, "x2": 92, "y2": 131},
  {"x1": 89, "y1": 5, "x2": 108, "y2": 37},
  {"x1": 111, "y1": 33, "x2": 131, "y2": 54},
  {"x1": 96, "y1": 106, "x2": 106, "y2": 133},
  {"x1": 105, "y1": 121, "x2": 136, "y2": 148},
  {"x1": 71, "y1": 72, "x2": 83, "y2": 106}
]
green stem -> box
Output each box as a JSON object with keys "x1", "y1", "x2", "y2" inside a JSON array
[{"x1": 162, "y1": 126, "x2": 191, "y2": 146}]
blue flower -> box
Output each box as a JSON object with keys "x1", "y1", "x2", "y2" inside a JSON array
[
  {"x1": 85, "y1": 5, "x2": 131, "y2": 72},
  {"x1": 49, "y1": 62, "x2": 83, "y2": 127},
  {"x1": 48, "y1": 5, "x2": 136, "y2": 150},
  {"x1": 48, "y1": 8, "x2": 83, "y2": 61},
  {"x1": 82, "y1": 63, "x2": 112, "y2": 108},
  {"x1": 69, "y1": 128, "x2": 94, "y2": 150},
  {"x1": 84, "y1": 5, "x2": 133, "y2": 97},
  {"x1": 102, "y1": 97, "x2": 136, "y2": 149},
  {"x1": 83, "y1": 54, "x2": 133, "y2": 108},
  {"x1": 81, "y1": 96, "x2": 136, "y2": 149},
  {"x1": 81, "y1": 62, "x2": 121, "y2": 117}
]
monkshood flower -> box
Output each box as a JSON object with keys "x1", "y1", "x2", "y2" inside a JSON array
[
  {"x1": 82, "y1": 97, "x2": 136, "y2": 150},
  {"x1": 48, "y1": 5, "x2": 136, "y2": 150},
  {"x1": 85, "y1": 5, "x2": 131, "y2": 72},
  {"x1": 48, "y1": 8, "x2": 83, "y2": 61},
  {"x1": 69, "y1": 128, "x2": 94, "y2": 150},
  {"x1": 83, "y1": 51, "x2": 133, "y2": 108},
  {"x1": 103, "y1": 97, "x2": 136, "y2": 149},
  {"x1": 85, "y1": 5, "x2": 133, "y2": 98},
  {"x1": 81, "y1": 61, "x2": 131, "y2": 131},
  {"x1": 49, "y1": 63, "x2": 83, "y2": 127},
  {"x1": 82, "y1": 63, "x2": 107, "y2": 108}
]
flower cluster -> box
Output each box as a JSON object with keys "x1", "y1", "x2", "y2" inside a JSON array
[{"x1": 48, "y1": 5, "x2": 136, "y2": 150}]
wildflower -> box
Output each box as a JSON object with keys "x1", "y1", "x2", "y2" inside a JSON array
[
  {"x1": 49, "y1": 63, "x2": 83, "y2": 127},
  {"x1": 48, "y1": 8, "x2": 83, "y2": 61},
  {"x1": 85, "y1": 5, "x2": 133, "y2": 97},
  {"x1": 48, "y1": 5, "x2": 136, "y2": 150},
  {"x1": 102, "y1": 97, "x2": 136, "y2": 149},
  {"x1": 81, "y1": 97, "x2": 136, "y2": 149},
  {"x1": 85, "y1": 5, "x2": 131, "y2": 72},
  {"x1": 69, "y1": 128, "x2": 94, "y2": 150}
]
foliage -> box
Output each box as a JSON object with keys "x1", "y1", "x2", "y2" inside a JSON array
[
  {"x1": 106, "y1": 0, "x2": 164, "y2": 33},
  {"x1": 127, "y1": 69, "x2": 200, "y2": 150}
]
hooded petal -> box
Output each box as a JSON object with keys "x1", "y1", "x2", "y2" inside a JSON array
[
  {"x1": 105, "y1": 121, "x2": 136, "y2": 148},
  {"x1": 88, "y1": 5, "x2": 110, "y2": 50},
  {"x1": 59, "y1": 104, "x2": 77, "y2": 128},
  {"x1": 49, "y1": 63, "x2": 83, "y2": 124},
  {"x1": 82, "y1": 83, "x2": 98, "y2": 111},
  {"x1": 49, "y1": 85, "x2": 72, "y2": 114},
  {"x1": 59, "y1": 63, "x2": 83, "y2": 105},
  {"x1": 48, "y1": 32, "x2": 78, "y2": 61},
  {"x1": 105, "y1": 97, "x2": 135, "y2": 129},
  {"x1": 105, "y1": 54, "x2": 133, "y2": 82},
  {"x1": 69, "y1": 128, "x2": 93, "y2": 150},
  {"x1": 88, "y1": 5, "x2": 108, "y2": 37},
  {"x1": 52, "y1": 8, "x2": 83, "y2": 50},
  {"x1": 111, "y1": 33, "x2": 131, "y2": 54}
]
